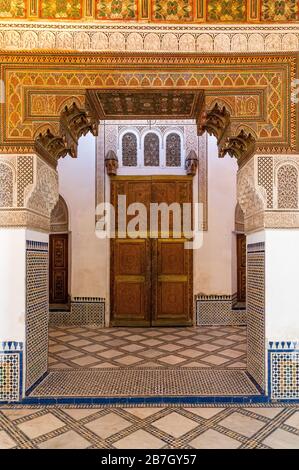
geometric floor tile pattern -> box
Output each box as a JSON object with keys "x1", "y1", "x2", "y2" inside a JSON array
[
  {"x1": 48, "y1": 325, "x2": 247, "y2": 370},
  {"x1": 29, "y1": 369, "x2": 259, "y2": 397},
  {"x1": 0, "y1": 406, "x2": 298, "y2": 449},
  {"x1": 27, "y1": 326, "x2": 251, "y2": 398}
]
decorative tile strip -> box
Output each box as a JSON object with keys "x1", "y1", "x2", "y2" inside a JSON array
[
  {"x1": 26, "y1": 240, "x2": 48, "y2": 251},
  {"x1": 49, "y1": 298, "x2": 105, "y2": 327},
  {"x1": 268, "y1": 342, "x2": 299, "y2": 400},
  {"x1": 0, "y1": 342, "x2": 23, "y2": 402},
  {"x1": 196, "y1": 294, "x2": 247, "y2": 326}
]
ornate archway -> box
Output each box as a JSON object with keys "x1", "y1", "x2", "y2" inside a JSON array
[{"x1": 0, "y1": 51, "x2": 298, "y2": 403}]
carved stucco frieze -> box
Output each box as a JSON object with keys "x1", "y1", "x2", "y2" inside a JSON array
[
  {"x1": 0, "y1": 154, "x2": 59, "y2": 231},
  {"x1": 237, "y1": 156, "x2": 266, "y2": 234},
  {"x1": 26, "y1": 160, "x2": 59, "y2": 218},
  {"x1": 0, "y1": 23, "x2": 299, "y2": 53},
  {"x1": 237, "y1": 154, "x2": 299, "y2": 232}
]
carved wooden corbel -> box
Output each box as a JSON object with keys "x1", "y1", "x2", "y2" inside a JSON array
[
  {"x1": 198, "y1": 103, "x2": 231, "y2": 153},
  {"x1": 219, "y1": 129, "x2": 256, "y2": 167},
  {"x1": 34, "y1": 129, "x2": 68, "y2": 168},
  {"x1": 59, "y1": 102, "x2": 98, "y2": 158},
  {"x1": 105, "y1": 150, "x2": 118, "y2": 176},
  {"x1": 185, "y1": 150, "x2": 198, "y2": 176}
]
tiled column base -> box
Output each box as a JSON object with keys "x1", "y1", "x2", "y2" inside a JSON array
[
  {"x1": 268, "y1": 342, "x2": 299, "y2": 401},
  {"x1": 49, "y1": 298, "x2": 105, "y2": 327},
  {"x1": 0, "y1": 342, "x2": 23, "y2": 403},
  {"x1": 196, "y1": 295, "x2": 247, "y2": 326}
]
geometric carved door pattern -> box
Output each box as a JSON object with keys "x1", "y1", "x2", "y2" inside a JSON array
[
  {"x1": 110, "y1": 176, "x2": 193, "y2": 327},
  {"x1": 49, "y1": 233, "x2": 69, "y2": 306},
  {"x1": 237, "y1": 234, "x2": 246, "y2": 303}
]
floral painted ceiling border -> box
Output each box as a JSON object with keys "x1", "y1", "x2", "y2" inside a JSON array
[{"x1": 0, "y1": 0, "x2": 298, "y2": 22}]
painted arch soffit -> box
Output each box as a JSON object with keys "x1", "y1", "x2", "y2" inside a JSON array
[
  {"x1": 0, "y1": 51, "x2": 298, "y2": 155},
  {"x1": 0, "y1": 1, "x2": 298, "y2": 23}
]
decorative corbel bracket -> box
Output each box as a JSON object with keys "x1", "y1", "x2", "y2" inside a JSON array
[
  {"x1": 105, "y1": 150, "x2": 118, "y2": 176},
  {"x1": 198, "y1": 103, "x2": 231, "y2": 154},
  {"x1": 220, "y1": 129, "x2": 256, "y2": 167},
  {"x1": 185, "y1": 150, "x2": 199, "y2": 176},
  {"x1": 60, "y1": 102, "x2": 99, "y2": 158},
  {"x1": 34, "y1": 129, "x2": 68, "y2": 168}
]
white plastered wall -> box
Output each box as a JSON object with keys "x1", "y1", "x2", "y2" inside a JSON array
[
  {"x1": 57, "y1": 132, "x2": 107, "y2": 298},
  {"x1": 194, "y1": 135, "x2": 238, "y2": 296},
  {"x1": 0, "y1": 229, "x2": 48, "y2": 342},
  {"x1": 57, "y1": 132, "x2": 239, "y2": 316},
  {"x1": 265, "y1": 229, "x2": 299, "y2": 342}
]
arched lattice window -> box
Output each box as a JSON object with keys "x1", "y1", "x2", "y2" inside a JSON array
[
  {"x1": 144, "y1": 133, "x2": 160, "y2": 166},
  {"x1": 277, "y1": 164, "x2": 298, "y2": 209},
  {"x1": 122, "y1": 132, "x2": 137, "y2": 166},
  {"x1": 166, "y1": 133, "x2": 181, "y2": 167}
]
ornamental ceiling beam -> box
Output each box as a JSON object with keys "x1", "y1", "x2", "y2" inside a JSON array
[{"x1": 34, "y1": 92, "x2": 255, "y2": 169}]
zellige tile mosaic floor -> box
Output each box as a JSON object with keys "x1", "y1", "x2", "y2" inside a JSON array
[
  {"x1": 1, "y1": 406, "x2": 299, "y2": 449},
  {"x1": 48, "y1": 325, "x2": 247, "y2": 370},
  {"x1": 31, "y1": 325, "x2": 253, "y2": 397}
]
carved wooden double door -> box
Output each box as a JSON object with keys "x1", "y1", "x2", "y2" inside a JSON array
[{"x1": 110, "y1": 177, "x2": 193, "y2": 327}]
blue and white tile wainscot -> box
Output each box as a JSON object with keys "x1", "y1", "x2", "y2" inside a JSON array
[
  {"x1": 0, "y1": 342, "x2": 23, "y2": 402},
  {"x1": 268, "y1": 341, "x2": 299, "y2": 401}
]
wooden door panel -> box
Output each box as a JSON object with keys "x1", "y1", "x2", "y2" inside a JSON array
[
  {"x1": 159, "y1": 282, "x2": 186, "y2": 316},
  {"x1": 160, "y1": 242, "x2": 185, "y2": 274},
  {"x1": 111, "y1": 238, "x2": 151, "y2": 326},
  {"x1": 152, "y1": 239, "x2": 192, "y2": 326},
  {"x1": 49, "y1": 234, "x2": 68, "y2": 305},
  {"x1": 111, "y1": 178, "x2": 151, "y2": 233},
  {"x1": 117, "y1": 241, "x2": 145, "y2": 275},
  {"x1": 110, "y1": 176, "x2": 193, "y2": 327},
  {"x1": 115, "y1": 282, "x2": 144, "y2": 317}
]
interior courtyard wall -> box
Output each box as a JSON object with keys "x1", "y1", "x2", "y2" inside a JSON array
[
  {"x1": 57, "y1": 132, "x2": 107, "y2": 299},
  {"x1": 57, "y1": 128, "x2": 239, "y2": 324},
  {"x1": 194, "y1": 136, "x2": 238, "y2": 297}
]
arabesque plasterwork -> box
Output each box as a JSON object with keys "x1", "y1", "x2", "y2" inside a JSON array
[
  {"x1": 237, "y1": 153, "x2": 299, "y2": 232},
  {"x1": 0, "y1": 154, "x2": 58, "y2": 231},
  {"x1": 0, "y1": 51, "x2": 297, "y2": 156},
  {"x1": 1, "y1": 22, "x2": 299, "y2": 53},
  {"x1": 0, "y1": 0, "x2": 299, "y2": 23}
]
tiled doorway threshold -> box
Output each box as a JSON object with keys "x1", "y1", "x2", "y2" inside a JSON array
[{"x1": 21, "y1": 368, "x2": 267, "y2": 405}]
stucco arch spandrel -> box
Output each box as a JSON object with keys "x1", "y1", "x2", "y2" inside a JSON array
[
  {"x1": 26, "y1": 161, "x2": 59, "y2": 218},
  {"x1": 237, "y1": 158, "x2": 266, "y2": 219}
]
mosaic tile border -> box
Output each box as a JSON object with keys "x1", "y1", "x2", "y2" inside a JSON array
[
  {"x1": 268, "y1": 342, "x2": 299, "y2": 401},
  {"x1": 196, "y1": 295, "x2": 247, "y2": 326},
  {"x1": 247, "y1": 242, "x2": 265, "y2": 393},
  {"x1": 49, "y1": 298, "x2": 105, "y2": 327},
  {"x1": 26, "y1": 241, "x2": 49, "y2": 391},
  {"x1": 29, "y1": 369, "x2": 260, "y2": 398},
  {"x1": 26, "y1": 240, "x2": 48, "y2": 251},
  {"x1": 0, "y1": 342, "x2": 23, "y2": 403}
]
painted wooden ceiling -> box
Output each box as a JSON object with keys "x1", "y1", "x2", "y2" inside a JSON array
[{"x1": 0, "y1": 0, "x2": 298, "y2": 23}]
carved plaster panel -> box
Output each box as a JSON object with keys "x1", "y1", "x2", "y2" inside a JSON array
[
  {"x1": 237, "y1": 153, "x2": 299, "y2": 232},
  {"x1": 0, "y1": 23, "x2": 299, "y2": 53},
  {"x1": 0, "y1": 154, "x2": 59, "y2": 230}
]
